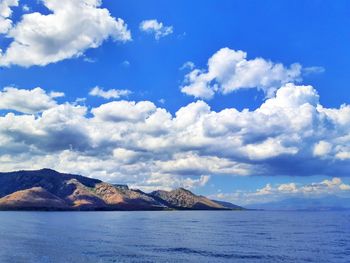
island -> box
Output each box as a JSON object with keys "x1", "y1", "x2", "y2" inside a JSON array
[{"x1": 0, "y1": 169, "x2": 244, "y2": 211}]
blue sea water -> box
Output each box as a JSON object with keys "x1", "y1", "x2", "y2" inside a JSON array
[{"x1": 0, "y1": 211, "x2": 349, "y2": 263}]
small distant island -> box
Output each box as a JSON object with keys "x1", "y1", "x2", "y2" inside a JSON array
[{"x1": 0, "y1": 169, "x2": 244, "y2": 211}]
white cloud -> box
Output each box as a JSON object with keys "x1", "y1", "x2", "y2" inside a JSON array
[
  {"x1": 0, "y1": 0, "x2": 18, "y2": 34},
  {"x1": 156, "y1": 152, "x2": 250, "y2": 176},
  {"x1": 277, "y1": 183, "x2": 298, "y2": 193},
  {"x1": 21, "y1": 4, "x2": 29, "y2": 12},
  {"x1": 49, "y1": 91, "x2": 65, "y2": 98},
  {"x1": 180, "y1": 61, "x2": 195, "y2": 71},
  {"x1": 303, "y1": 66, "x2": 325, "y2": 75},
  {"x1": 0, "y1": 82, "x2": 350, "y2": 191},
  {"x1": 0, "y1": 0, "x2": 18, "y2": 17},
  {"x1": 139, "y1": 19, "x2": 173, "y2": 40},
  {"x1": 0, "y1": 0, "x2": 131, "y2": 67},
  {"x1": 92, "y1": 100, "x2": 156, "y2": 122},
  {"x1": 83, "y1": 57, "x2": 96, "y2": 63},
  {"x1": 89, "y1": 86, "x2": 131, "y2": 99},
  {"x1": 276, "y1": 177, "x2": 350, "y2": 197},
  {"x1": 0, "y1": 87, "x2": 60, "y2": 114},
  {"x1": 181, "y1": 48, "x2": 303, "y2": 99},
  {"x1": 245, "y1": 138, "x2": 298, "y2": 160},
  {"x1": 121, "y1": 60, "x2": 130, "y2": 67},
  {"x1": 336, "y1": 151, "x2": 350, "y2": 160},
  {"x1": 313, "y1": 141, "x2": 332, "y2": 157}
]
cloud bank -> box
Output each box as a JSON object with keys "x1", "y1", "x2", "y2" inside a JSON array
[{"x1": 0, "y1": 82, "x2": 349, "y2": 190}]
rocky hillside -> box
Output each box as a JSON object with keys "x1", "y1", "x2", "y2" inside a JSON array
[
  {"x1": 150, "y1": 188, "x2": 227, "y2": 210},
  {"x1": 0, "y1": 169, "x2": 164, "y2": 210},
  {"x1": 0, "y1": 169, "x2": 241, "y2": 211}
]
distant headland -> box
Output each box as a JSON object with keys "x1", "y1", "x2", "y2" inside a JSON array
[{"x1": 0, "y1": 169, "x2": 244, "y2": 211}]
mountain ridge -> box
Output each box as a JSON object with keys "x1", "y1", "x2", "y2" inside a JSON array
[{"x1": 0, "y1": 169, "x2": 242, "y2": 211}]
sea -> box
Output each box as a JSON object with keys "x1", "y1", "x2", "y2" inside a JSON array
[{"x1": 0, "y1": 211, "x2": 349, "y2": 263}]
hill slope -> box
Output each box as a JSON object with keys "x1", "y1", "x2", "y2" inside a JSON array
[
  {"x1": 0, "y1": 169, "x2": 164, "y2": 211},
  {"x1": 0, "y1": 187, "x2": 69, "y2": 210},
  {"x1": 150, "y1": 188, "x2": 227, "y2": 210},
  {"x1": 0, "y1": 169, "x2": 240, "y2": 211}
]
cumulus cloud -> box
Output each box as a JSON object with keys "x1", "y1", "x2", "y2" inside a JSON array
[
  {"x1": 0, "y1": 82, "x2": 350, "y2": 191},
  {"x1": 0, "y1": 0, "x2": 131, "y2": 67},
  {"x1": 89, "y1": 86, "x2": 131, "y2": 99},
  {"x1": 181, "y1": 48, "x2": 303, "y2": 99},
  {"x1": 0, "y1": 87, "x2": 61, "y2": 114},
  {"x1": 92, "y1": 100, "x2": 157, "y2": 122},
  {"x1": 211, "y1": 178, "x2": 350, "y2": 205},
  {"x1": 139, "y1": 19, "x2": 173, "y2": 40}
]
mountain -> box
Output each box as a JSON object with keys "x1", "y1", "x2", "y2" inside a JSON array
[
  {"x1": 0, "y1": 169, "x2": 164, "y2": 211},
  {"x1": 0, "y1": 169, "x2": 239, "y2": 211},
  {"x1": 150, "y1": 188, "x2": 227, "y2": 210},
  {"x1": 247, "y1": 196, "x2": 350, "y2": 211}
]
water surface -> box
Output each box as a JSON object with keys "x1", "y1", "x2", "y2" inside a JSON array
[{"x1": 0, "y1": 211, "x2": 349, "y2": 262}]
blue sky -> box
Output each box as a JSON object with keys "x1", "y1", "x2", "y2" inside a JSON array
[{"x1": 1, "y1": 0, "x2": 350, "y2": 205}]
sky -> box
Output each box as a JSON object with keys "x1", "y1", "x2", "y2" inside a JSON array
[{"x1": 0, "y1": 0, "x2": 350, "y2": 205}]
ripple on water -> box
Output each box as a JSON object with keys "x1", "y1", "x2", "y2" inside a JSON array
[{"x1": 0, "y1": 211, "x2": 349, "y2": 263}]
